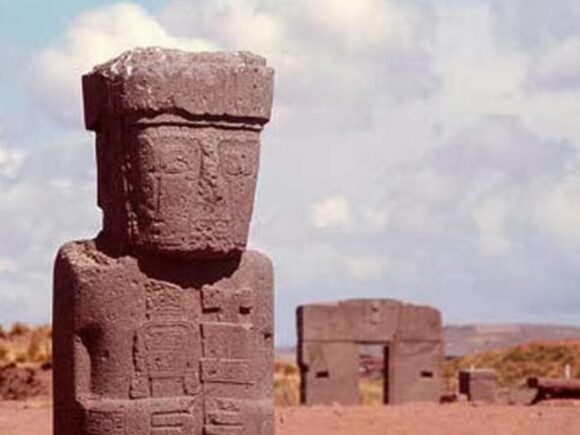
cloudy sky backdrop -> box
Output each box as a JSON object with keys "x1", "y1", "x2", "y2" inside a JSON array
[{"x1": 2, "y1": 0, "x2": 580, "y2": 344}]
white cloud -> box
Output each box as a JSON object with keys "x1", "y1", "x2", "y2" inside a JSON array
[
  {"x1": 0, "y1": 130, "x2": 25, "y2": 180},
  {"x1": 0, "y1": 258, "x2": 17, "y2": 274},
  {"x1": 34, "y1": 3, "x2": 215, "y2": 125},
  {"x1": 0, "y1": 146, "x2": 25, "y2": 179},
  {"x1": 534, "y1": 175, "x2": 580, "y2": 244},
  {"x1": 157, "y1": 0, "x2": 436, "y2": 126},
  {"x1": 304, "y1": 0, "x2": 430, "y2": 53},
  {"x1": 472, "y1": 194, "x2": 514, "y2": 256},
  {"x1": 310, "y1": 195, "x2": 352, "y2": 230},
  {"x1": 361, "y1": 206, "x2": 389, "y2": 231},
  {"x1": 529, "y1": 37, "x2": 580, "y2": 91},
  {"x1": 9, "y1": 0, "x2": 580, "y2": 340},
  {"x1": 344, "y1": 255, "x2": 384, "y2": 281},
  {"x1": 433, "y1": 3, "x2": 526, "y2": 123},
  {"x1": 157, "y1": 0, "x2": 302, "y2": 76}
]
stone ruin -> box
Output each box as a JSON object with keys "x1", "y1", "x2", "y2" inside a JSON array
[
  {"x1": 53, "y1": 48, "x2": 275, "y2": 435},
  {"x1": 459, "y1": 368, "x2": 498, "y2": 404},
  {"x1": 297, "y1": 299, "x2": 443, "y2": 405}
]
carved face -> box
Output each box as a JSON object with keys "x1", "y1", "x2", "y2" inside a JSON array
[{"x1": 128, "y1": 124, "x2": 260, "y2": 257}]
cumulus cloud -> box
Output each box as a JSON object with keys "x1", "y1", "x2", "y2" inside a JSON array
[
  {"x1": 34, "y1": 3, "x2": 215, "y2": 125},
  {"x1": 310, "y1": 195, "x2": 352, "y2": 230},
  {"x1": 0, "y1": 142, "x2": 25, "y2": 180},
  {"x1": 471, "y1": 194, "x2": 514, "y2": 256},
  {"x1": 0, "y1": 258, "x2": 17, "y2": 274},
  {"x1": 303, "y1": 0, "x2": 429, "y2": 54},
  {"x1": 9, "y1": 0, "x2": 580, "y2": 342},
  {"x1": 529, "y1": 38, "x2": 580, "y2": 91},
  {"x1": 157, "y1": 0, "x2": 436, "y2": 127},
  {"x1": 361, "y1": 206, "x2": 390, "y2": 231},
  {"x1": 344, "y1": 255, "x2": 384, "y2": 281},
  {"x1": 534, "y1": 175, "x2": 580, "y2": 245}
]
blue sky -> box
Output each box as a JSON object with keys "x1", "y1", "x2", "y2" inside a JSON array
[{"x1": 2, "y1": 0, "x2": 580, "y2": 345}]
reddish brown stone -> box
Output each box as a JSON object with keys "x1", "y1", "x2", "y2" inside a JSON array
[
  {"x1": 53, "y1": 48, "x2": 274, "y2": 435},
  {"x1": 298, "y1": 342, "x2": 359, "y2": 405},
  {"x1": 83, "y1": 48, "x2": 273, "y2": 258},
  {"x1": 297, "y1": 299, "x2": 402, "y2": 343},
  {"x1": 297, "y1": 299, "x2": 443, "y2": 406},
  {"x1": 459, "y1": 369, "x2": 498, "y2": 404},
  {"x1": 389, "y1": 340, "x2": 442, "y2": 404},
  {"x1": 527, "y1": 377, "x2": 580, "y2": 403}
]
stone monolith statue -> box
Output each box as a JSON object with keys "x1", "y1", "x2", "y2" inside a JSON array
[{"x1": 53, "y1": 47, "x2": 274, "y2": 435}]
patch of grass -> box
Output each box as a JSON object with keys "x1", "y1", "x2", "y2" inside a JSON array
[
  {"x1": 0, "y1": 323, "x2": 52, "y2": 366},
  {"x1": 443, "y1": 340, "x2": 580, "y2": 392},
  {"x1": 274, "y1": 360, "x2": 300, "y2": 406},
  {"x1": 9, "y1": 322, "x2": 30, "y2": 337},
  {"x1": 359, "y1": 377, "x2": 384, "y2": 405}
]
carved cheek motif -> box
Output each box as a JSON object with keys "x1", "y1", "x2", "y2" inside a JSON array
[
  {"x1": 131, "y1": 129, "x2": 203, "y2": 248},
  {"x1": 134, "y1": 132, "x2": 202, "y2": 216},
  {"x1": 219, "y1": 141, "x2": 257, "y2": 177}
]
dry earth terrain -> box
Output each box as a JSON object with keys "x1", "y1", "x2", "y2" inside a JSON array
[
  {"x1": 4, "y1": 324, "x2": 580, "y2": 434},
  {"x1": 3, "y1": 400, "x2": 580, "y2": 435}
]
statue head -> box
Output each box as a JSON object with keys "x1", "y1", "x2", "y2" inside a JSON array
[{"x1": 82, "y1": 48, "x2": 274, "y2": 258}]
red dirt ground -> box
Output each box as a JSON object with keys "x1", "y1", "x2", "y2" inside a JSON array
[{"x1": 3, "y1": 401, "x2": 580, "y2": 435}]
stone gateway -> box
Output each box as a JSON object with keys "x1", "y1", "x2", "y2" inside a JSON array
[{"x1": 297, "y1": 299, "x2": 443, "y2": 405}]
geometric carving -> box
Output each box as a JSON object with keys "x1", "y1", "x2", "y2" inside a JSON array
[
  {"x1": 206, "y1": 410, "x2": 243, "y2": 426},
  {"x1": 201, "y1": 323, "x2": 251, "y2": 359},
  {"x1": 151, "y1": 410, "x2": 195, "y2": 435},
  {"x1": 86, "y1": 410, "x2": 125, "y2": 435},
  {"x1": 146, "y1": 281, "x2": 184, "y2": 319},
  {"x1": 204, "y1": 425, "x2": 243, "y2": 435},
  {"x1": 204, "y1": 394, "x2": 245, "y2": 435},
  {"x1": 201, "y1": 285, "x2": 254, "y2": 322},
  {"x1": 200, "y1": 359, "x2": 253, "y2": 385},
  {"x1": 131, "y1": 321, "x2": 200, "y2": 398}
]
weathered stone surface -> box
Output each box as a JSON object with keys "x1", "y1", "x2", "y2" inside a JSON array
[
  {"x1": 54, "y1": 242, "x2": 274, "y2": 435},
  {"x1": 297, "y1": 299, "x2": 443, "y2": 406},
  {"x1": 83, "y1": 48, "x2": 274, "y2": 258},
  {"x1": 389, "y1": 340, "x2": 443, "y2": 404},
  {"x1": 83, "y1": 49, "x2": 274, "y2": 130},
  {"x1": 527, "y1": 377, "x2": 580, "y2": 403},
  {"x1": 396, "y1": 304, "x2": 442, "y2": 342},
  {"x1": 459, "y1": 369, "x2": 497, "y2": 404},
  {"x1": 297, "y1": 299, "x2": 401, "y2": 342},
  {"x1": 53, "y1": 48, "x2": 275, "y2": 435},
  {"x1": 298, "y1": 342, "x2": 359, "y2": 406}
]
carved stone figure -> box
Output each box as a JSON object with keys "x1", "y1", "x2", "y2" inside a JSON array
[
  {"x1": 53, "y1": 48, "x2": 274, "y2": 435},
  {"x1": 297, "y1": 299, "x2": 443, "y2": 405}
]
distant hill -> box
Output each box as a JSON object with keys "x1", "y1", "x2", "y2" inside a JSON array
[{"x1": 444, "y1": 324, "x2": 580, "y2": 357}]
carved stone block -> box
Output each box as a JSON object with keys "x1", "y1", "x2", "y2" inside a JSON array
[
  {"x1": 459, "y1": 369, "x2": 498, "y2": 404},
  {"x1": 53, "y1": 47, "x2": 275, "y2": 435},
  {"x1": 82, "y1": 48, "x2": 274, "y2": 258}
]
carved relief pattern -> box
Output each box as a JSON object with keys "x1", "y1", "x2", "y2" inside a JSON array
[
  {"x1": 86, "y1": 410, "x2": 125, "y2": 435},
  {"x1": 151, "y1": 410, "x2": 195, "y2": 435},
  {"x1": 131, "y1": 281, "x2": 201, "y2": 400},
  {"x1": 128, "y1": 126, "x2": 259, "y2": 254},
  {"x1": 200, "y1": 284, "x2": 255, "y2": 434}
]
